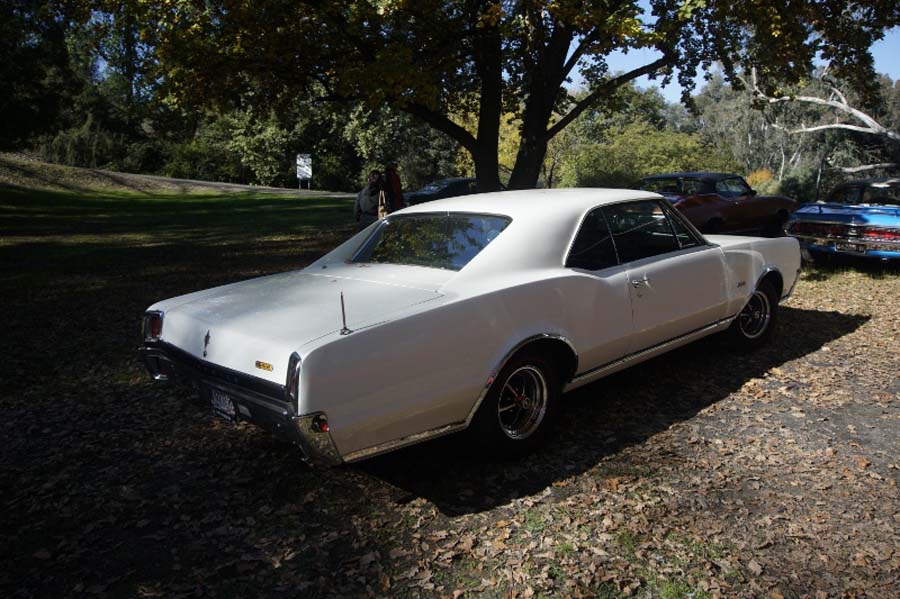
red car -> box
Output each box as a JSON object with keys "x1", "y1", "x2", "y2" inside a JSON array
[{"x1": 641, "y1": 172, "x2": 798, "y2": 235}]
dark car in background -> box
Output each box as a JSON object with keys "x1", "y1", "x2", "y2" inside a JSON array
[
  {"x1": 640, "y1": 172, "x2": 797, "y2": 236},
  {"x1": 785, "y1": 177, "x2": 900, "y2": 262},
  {"x1": 406, "y1": 178, "x2": 485, "y2": 206}
]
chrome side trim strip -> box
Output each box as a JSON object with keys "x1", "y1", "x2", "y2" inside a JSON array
[
  {"x1": 783, "y1": 267, "x2": 802, "y2": 299},
  {"x1": 342, "y1": 421, "x2": 467, "y2": 463},
  {"x1": 568, "y1": 316, "x2": 735, "y2": 387},
  {"x1": 755, "y1": 265, "x2": 781, "y2": 295}
]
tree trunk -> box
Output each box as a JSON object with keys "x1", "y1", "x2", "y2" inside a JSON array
[
  {"x1": 508, "y1": 128, "x2": 548, "y2": 189},
  {"x1": 505, "y1": 13, "x2": 571, "y2": 190},
  {"x1": 471, "y1": 9, "x2": 502, "y2": 192}
]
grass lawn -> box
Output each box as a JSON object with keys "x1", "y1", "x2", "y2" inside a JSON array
[{"x1": 0, "y1": 184, "x2": 356, "y2": 398}]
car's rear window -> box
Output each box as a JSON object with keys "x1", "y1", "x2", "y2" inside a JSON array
[
  {"x1": 641, "y1": 178, "x2": 704, "y2": 195},
  {"x1": 352, "y1": 213, "x2": 511, "y2": 271}
]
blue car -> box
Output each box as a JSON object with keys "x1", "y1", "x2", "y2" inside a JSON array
[{"x1": 785, "y1": 177, "x2": 900, "y2": 262}]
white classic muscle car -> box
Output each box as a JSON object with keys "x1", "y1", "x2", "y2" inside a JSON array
[{"x1": 139, "y1": 189, "x2": 801, "y2": 465}]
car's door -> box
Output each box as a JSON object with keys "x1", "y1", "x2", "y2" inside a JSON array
[
  {"x1": 715, "y1": 177, "x2": 763, "y2": 231},
  {"x1": 564, "y1": 206, "x2": 635, "y2": 371},
  {"x1": 604, "y1": 199, "x2": 729, "y2": 352}
]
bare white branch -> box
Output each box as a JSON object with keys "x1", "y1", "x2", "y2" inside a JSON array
[
  {"x1": 749, "y1": 67, "x2": 900, "y2": 144},
  {"x1": 838, "y1": 162, "x2": 899, "y2": 174}
]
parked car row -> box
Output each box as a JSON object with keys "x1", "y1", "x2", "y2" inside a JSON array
[
  {"x1": 138, "y1": 169, "x2": 895, "y2": 467},
  {"x1": 408, "y1": 173, "x2": 899, "y2": 264}
]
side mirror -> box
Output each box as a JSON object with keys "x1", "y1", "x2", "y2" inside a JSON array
[{"x1": 748, "y1": 189, "x2": 758, "y2": 197}]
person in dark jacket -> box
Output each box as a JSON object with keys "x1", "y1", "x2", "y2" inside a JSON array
[
  {"x1": 383, "y1": 163, "x2": 404, "y2": 212},
  {"x1": 355, "y1": 170, "x2": 382, "y2": 229}
]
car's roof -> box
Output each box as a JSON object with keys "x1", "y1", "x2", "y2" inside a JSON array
[
  {"x1": 400, "y1": 187, "x2": 660, "y2": 220},
  {"x1": 643, "y1": 172, "x2": 739, "y2": 181},
  {"x1": 431, "y1": 177, "x2": 475, "y2": 184}
]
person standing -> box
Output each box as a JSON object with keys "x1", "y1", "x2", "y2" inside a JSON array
[
  {"x1": 383, "y1": 163, "x2": 404, "y2": 212},
  {"x1": 355, "y1": 170, "x2": 382, "y2": 229}
]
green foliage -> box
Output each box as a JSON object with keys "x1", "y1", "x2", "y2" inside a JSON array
[
  {"x1": 559, "y1": 122, "x2": 740, "y2": 188},
  {"x1": 0, "y1": 1, "x2": 85, "y2": 148},
  {"x1": 223, "y1": 110, "x2": 294, "y2": 186},
  {"x1": 137, "y1": 0, "x2": 900, "y2": 189}
]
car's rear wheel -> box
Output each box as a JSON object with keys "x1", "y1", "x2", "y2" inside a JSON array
[
  {"x1": 471, "y1": 351, "x2": 560, "y2": 456},
  {"x1": 726, "y1": 279, "x2": 779, "y2": 350}
]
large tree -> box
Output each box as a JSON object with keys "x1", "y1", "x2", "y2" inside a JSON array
[{"x1": 143, "y1": 0, "x2": 899, "y2": 190}]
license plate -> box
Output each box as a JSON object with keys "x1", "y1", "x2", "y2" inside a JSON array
[
  {"x1": 210, "y1": 388, "x2": 237, "y2": 421},
  {"x1": 835, "y1": 242, "x2": 865, "y2": 253}
]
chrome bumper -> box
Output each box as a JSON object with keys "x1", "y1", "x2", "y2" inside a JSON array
[
  {"x1": 138, "y1": 342, "x2": 342, "y2": 466},
  {"x1": 794, "y1": 236, "x2": 900, "y2": 259}
]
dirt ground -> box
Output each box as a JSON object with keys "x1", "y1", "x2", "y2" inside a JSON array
[{"x1": 1, "y1": 192, "x2": 898, "y2": 598}]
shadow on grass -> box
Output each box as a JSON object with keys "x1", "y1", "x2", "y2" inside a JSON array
[{"x1": 360, "y1": 306, "x2": 869, "y2": 516}]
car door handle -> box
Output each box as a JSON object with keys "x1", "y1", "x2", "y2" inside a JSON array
[{"x1": 631, "y1": 276, "x2": 650, "y2": 288}]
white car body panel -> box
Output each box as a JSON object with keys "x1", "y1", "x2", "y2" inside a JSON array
[{"x1": 141, "y1": 188, "x2": 801, "y2": 463}]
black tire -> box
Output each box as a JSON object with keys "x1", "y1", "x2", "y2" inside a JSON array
[
  {"x1": 726, "y1": 279, "x2": 779, "y2": 351},
  {"x1": 470, "y1": 351, "x2": 561, "y2": 457}
]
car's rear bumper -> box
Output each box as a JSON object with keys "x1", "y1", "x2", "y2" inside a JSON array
[
  {"x1": 138, "y1": 342, "x2": 342, "y2": 466},
  {"x1": 795, "y1": 237, "x2": 900, "y2": 261}
]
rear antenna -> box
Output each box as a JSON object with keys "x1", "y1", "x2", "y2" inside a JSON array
[{"x1": 340, "y1": 292, "x2": 352, "y2": 335}]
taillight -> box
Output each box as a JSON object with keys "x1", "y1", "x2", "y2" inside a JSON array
[
  {"x1": 862, "y1": 227, "x2": 900, "y2": 241},
  {"x1": 142, "y1": 311, "x2": 164, "y2": 341}
]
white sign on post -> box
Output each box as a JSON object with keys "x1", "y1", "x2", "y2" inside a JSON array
[{"x1": 296, "y1": 153, "x2": 312, "y2": 188}]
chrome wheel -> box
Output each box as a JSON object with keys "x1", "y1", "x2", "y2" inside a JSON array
[
  {"x1": 738, "y1": 289, "x2": 771, "y2": 339},
  {"x1": 496, "y1": 365, "x2": 548, "y2": 440}
]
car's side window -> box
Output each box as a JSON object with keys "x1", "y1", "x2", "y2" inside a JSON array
[
  {"x1": 565, "y1": 207, "x2": 618, "y2": 271},
  {"x1": 603, "y1": 200, "x2": 680, "y2": 263},
  {"x1": 661, "y1": 203, "x2": 703, "y2": 249},
  {"x1": 716, "y1": 178, "x2": 751, "y2": 198},
  {"x1": 682, "y1": 178, "x2": 704, "y2": 195}
]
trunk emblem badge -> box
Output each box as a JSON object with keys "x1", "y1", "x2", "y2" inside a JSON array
[{"x1": 203, "y1": 329, "x2": 211, "y2": 357}]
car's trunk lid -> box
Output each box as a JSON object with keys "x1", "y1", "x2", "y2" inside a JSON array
[
  {"x1": 795, "y1": 202, "x2": 900, "y2": 223},
  {"x1": 158, "y1": 266, "x2": 446, "y2": 384}
]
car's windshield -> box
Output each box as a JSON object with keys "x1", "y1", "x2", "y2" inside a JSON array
[
  {"x1": 828, "y1": 183, "x2": 900, "y2": 207},
  {"x1": 422, "y1": 181, "x2": 451, "y2": 192},
  {"x1": 352, "y1": 213, "x2": 511, "y2": 271}
]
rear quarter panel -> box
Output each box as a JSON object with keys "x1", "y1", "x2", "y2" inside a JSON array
[
  {"x1": 296, "y1": 271, "x2": 631, "y2": 457},
  {"x1": 707, "y1": 235, "x2": 801, "y2": 315}
]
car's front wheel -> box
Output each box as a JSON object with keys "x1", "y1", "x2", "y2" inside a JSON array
[
  {"x1": 471, "y1": 351, "x2": 561, "y2": 456},
  {"x1": 726, "y1": 279, "x2": 779, "y2": 350}
]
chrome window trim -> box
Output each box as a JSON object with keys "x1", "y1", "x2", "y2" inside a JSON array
[
  {"x1": 286, "y1": 352, "x2": 302, "y2": 406},
  {"x1": 563, "y1": 204, "x2": 619, "y2": 270},
  {"x1": 563, "y1": 196, "x2": 714, "y2": 272},
  {"x1": 658, "y1": 199, "x2": 707, "y2": 248}
]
